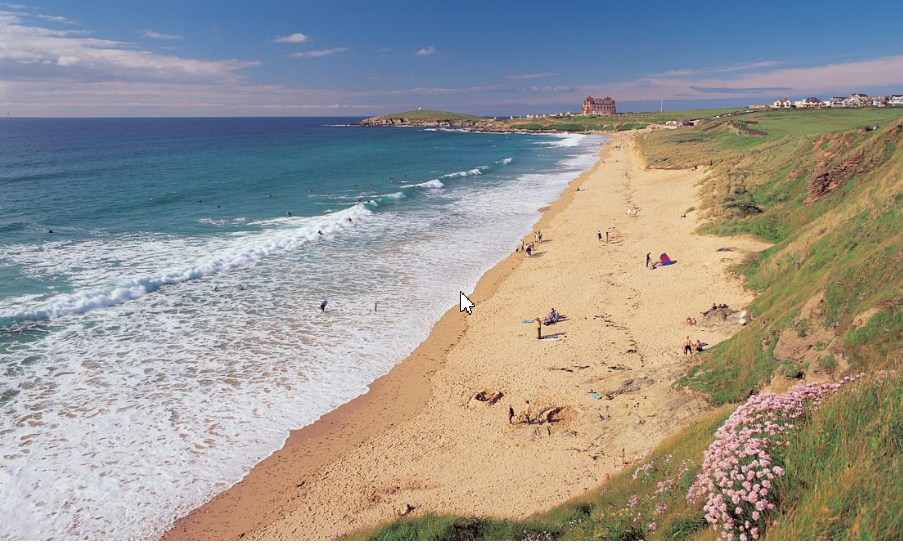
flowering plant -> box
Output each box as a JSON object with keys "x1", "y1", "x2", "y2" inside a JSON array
[{"x1": 687, "y1": 376, "x2": 860, "y2": 540}]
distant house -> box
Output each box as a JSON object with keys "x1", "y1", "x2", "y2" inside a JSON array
[
  {"x1": 794, "y1": 97, "x2": 822, "y2": 108},
  {"x1": 748, "y1": 104, "x2": 770, "y2": 110},
  {"x1": 772, "y1": 98, "x2": 793, "y2": 108},
  {"x1": 827, "y1": 96, "x2": 849, "y2": 108},
  {"x1": 889, "y1": 95, "x2": 903, "y2": 106},
  {"x1": 871, "y1": 96, "x2": 888, "y2": 107},
  {"x1": 848, "y1": 93, "x2": 871, "y2": 107}
]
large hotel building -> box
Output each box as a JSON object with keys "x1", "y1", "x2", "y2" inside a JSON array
[{"x1": 582, "y1": 95, "x2": 616, "y2": 115}]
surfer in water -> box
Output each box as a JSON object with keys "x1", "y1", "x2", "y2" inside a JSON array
[{"x1": 320, "y1": 300, "x2": 328, "y2": 312}]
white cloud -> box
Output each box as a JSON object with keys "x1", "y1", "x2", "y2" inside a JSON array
[
  {"x1": 506, "y1": 72, "x2": 558, "y2": 80},
  {"x1": 273, "y1": 32, "x2": 308, "y2": 44},
  {"x1": 143, "y1": 29, "x2": 183, "y2": 40},
  {"x1": 0, "y1": 17, "x2": 257, "y2": 84},
  {"x1": 415, "y1": 45, "x2": 436, "y2": 57},
  {"x1": 36, "y1": 14, "x2": 74, "y2": 24},
  {"x1": 377, "y1": 47, "x2": 391, "y2": 53},
  {"x1": 289, "y1": 47, "x2": 347, "y2": 58}
]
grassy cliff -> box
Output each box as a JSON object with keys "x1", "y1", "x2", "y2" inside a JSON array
[{"x1": 347, "y1": 108, "x2": 903, "y2": 541}]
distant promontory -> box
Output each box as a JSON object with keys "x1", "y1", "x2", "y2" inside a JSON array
[{"x1": 357, "y1": 109, "x2": 508, "y2": 130}]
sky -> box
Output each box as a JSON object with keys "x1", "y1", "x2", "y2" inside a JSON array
[{"x1": 2, "y1": 0, "x2": 903, "y2": 117}]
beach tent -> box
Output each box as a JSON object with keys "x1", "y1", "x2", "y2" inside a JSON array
[{"x1": 659, "y1": 253, "x2": 674, "y2": 266}]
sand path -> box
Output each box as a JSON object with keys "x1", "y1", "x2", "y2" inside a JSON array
[{"x1": 165, "y1": 133, "x2": 769, "y2": 540}]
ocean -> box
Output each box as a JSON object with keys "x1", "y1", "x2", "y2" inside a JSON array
[{"x1": 0, "y1": 117, "x2": 604, "y2": 539}]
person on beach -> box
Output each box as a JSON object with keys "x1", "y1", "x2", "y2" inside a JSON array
[
  {"x1": 508, "y1": 405, "x2": 515, "y2": 424},
  {"x1": 646, "y1": 253, "x2": 652, "y2": 268},
  {"x1": 597, "y1": 231, "x2": 602, "y2": 242},
  {"x1": 695, "y1": 339, "x2": 705, "y2": 353},
  {"x1": 683, "y1": 336, "x2": 693, "y2": 356},
  {"x1": 320, "y1": 299, "x2": 328, "y2": 312},
  {"x1": 524, "y1": 401, "x2": 531, "y2": 424},
  {"x1": 526, "y1": 244, "x2": 533, "y2": 258},
  {"x1": 535, "y1": 317, "x2": 542, "y2": 339}
]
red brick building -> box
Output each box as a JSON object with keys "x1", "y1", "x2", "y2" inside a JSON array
[{"x1": 582, "y1": 95, "x2": 616, "y2": 115}]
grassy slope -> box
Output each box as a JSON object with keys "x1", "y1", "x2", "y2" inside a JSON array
[
  {"x1": 348, "y1": 108, "x2": 903, "y2": 541},
  {"x1": 370, "y1": 109, "x2": 485, "y2": 121},
  {"x1": 507, "y1": 107, "x2": 740, "y2": 132}
]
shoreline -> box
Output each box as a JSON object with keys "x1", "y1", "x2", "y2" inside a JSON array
[
  {"x1": 165, "y1": 132, "x2": 769, "y2": 540},
  {"x1": 163, "y1": 137, "x2": 609, "y2": 541}
]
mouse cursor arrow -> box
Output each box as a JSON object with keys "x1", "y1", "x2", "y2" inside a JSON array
[{"x1": 459, "y1": 291, "x2": 475, "y2": 315}]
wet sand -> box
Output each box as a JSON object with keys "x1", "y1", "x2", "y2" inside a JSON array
[{"x1": 165, "y1": 133, "x2": 769, "y2": 540}]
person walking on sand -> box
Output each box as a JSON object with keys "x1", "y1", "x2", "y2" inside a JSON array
[
  {"x1": 683, "y1": 336, "x2": 693, "y2": 356},
  {"x1": 646, "y1": 253, "x2": 652, "y2": 268},
  {"x1": 535, "y1": 317, "x2": 542, "y2": 339},
  {"x1": 597, "y1": 231, "x2": 602, "y2": 242},
  {"x1": 524, "y1": 400, "x2": 531, "y2": 424},
  {"x1": 320, "y1": 299, "x2": 328, "y2": 312},
  {"x1": 526, "y1": 243, "x2": 533, "y2": 258},
  {"x1": 508, "y1": 405, "x2": 515, "y2": 424}
]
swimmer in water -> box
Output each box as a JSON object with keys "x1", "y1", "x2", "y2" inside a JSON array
[
  {"x1": 238, "y1": 284, "x2": 245, "y2": 291},
  {"x1": 217, "y1": 204, "x2": 221, "y2": 209},
  {"x1": 320, "y1": 300, "x2": 328, "y2": 312},
  {"x1": 347, "y1": 218, "x2": 353, "y2": 223},
  {"x1": 213, "y1": 286, "x2": 218, "y2": 292},
  {"x1": 268, "y1": 193, "x2": 273, "y2": 198},
  {"x1": 47, "y1": 229, "x2": 53, "y2": 234},
  {"x1": 287, "y1": 211, "x2": 292, "y2": 217},
  {"x1": 318, "y1": 230, "x2": 324, "y2": 235}
]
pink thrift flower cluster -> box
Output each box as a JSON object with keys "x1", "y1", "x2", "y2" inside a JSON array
[{"x1": 687, "y1": 376, "x2": 860, "y2": 540}]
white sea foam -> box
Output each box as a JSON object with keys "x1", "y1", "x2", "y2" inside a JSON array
[
  {"x1": 401, "y1": 178, "x2": 444, "y2": 189},
  {"x1": 0, "y1": 134, "x2": 608, "y2": 540},
  {"x1": 1, "y1": 206, "x2": 371, "y2": 323},
  {"x1": 547, "y1": 133, "x2": 586, "y2": 148}
]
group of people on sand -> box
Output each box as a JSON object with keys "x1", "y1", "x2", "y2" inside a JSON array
[
  {"x1": 517, "y1": 231, "x2": 544, "y2": 258},
  {"x1": 682, "y1": 336, "x2": 706, "y2": 356},
  {"x1": 533, "y1": 308, "x2": 562, "y2": 339},
  {"x1": 702, "y1": 302, "x2": 729, "y2": 316},
  {"x1": 508, "y1": 400, "x2": 532, "y2": 424}
]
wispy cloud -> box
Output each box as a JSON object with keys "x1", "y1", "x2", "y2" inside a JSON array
[
  {"x1": 2, "y1": 3, "x2": 27, "y2": 9},
  {"x1": 36, "y1": 14, "x2": 74, "y2": 24},
  {"x1": 690, "y1": 86, "x2": 792, "y2": 94},
  {"x1": 377, "y1": 47, "x2": 392, "y2": 53},
  {"x1": 143, "y1": 29, "x2": 182, "y2": 40},
  {"x1": 506, "y1": 72, "x2": 558, "y2": 80},
  {"x1": 653, "y1": 60, "x2": 783, "y2": 78},
  {"x1": 289, "y1": 47, "x2": 347, "y2": 58},
  {"x1": 0, "y1": 13, "x2": 257, "y2": 84},
  {"x1": 415, "y1": 45, "x2": 436, "y2": 57},
  {"x1": 526, "y1": 85, "x2": 575, "y2": 93},
  {"x1": 273, "y1": 32, "x2": 308, "y2": 44}
]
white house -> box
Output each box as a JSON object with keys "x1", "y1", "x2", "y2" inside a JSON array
[
  {"x1": 889, "y1": 95, "x2": 903, "y2": 106},
  {"x1": 848, "y1": 93, "x2": 871, "y2": 107},
  {"x1": 827, "y1": 96, "x2": 848, "y2": 107},
  {"x1": 772, "y1": 98, "x2": 793, "y2": 108},
  {"x1": 794, "y1": 97, "x2": 822, "y2": 108}
]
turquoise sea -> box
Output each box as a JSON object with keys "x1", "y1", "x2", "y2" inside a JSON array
[{"x1": 0, "y1": 117, "x2": 604, "y2": 539}]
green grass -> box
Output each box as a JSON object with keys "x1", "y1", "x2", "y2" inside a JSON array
[
  {"x1": 739, "y1": 108, "x2": 903, "y2": 139},
  {"x1": 765, "y1": 374, "x2": 903, "y2": 540}
]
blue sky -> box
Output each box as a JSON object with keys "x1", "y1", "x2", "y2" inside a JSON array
[{"x1": 2, "y1": 0, "x2": 903, "y2": 116}]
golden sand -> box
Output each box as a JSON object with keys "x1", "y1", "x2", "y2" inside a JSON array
[{"x1": 165, "y1": 133, "x2": 769, "y2": 540}]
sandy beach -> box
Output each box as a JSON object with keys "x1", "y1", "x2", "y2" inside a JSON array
[{"x1": 164, "y1": 132, "x2": 770, "y2": 540}]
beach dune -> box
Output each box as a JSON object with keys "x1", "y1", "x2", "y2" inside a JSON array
[{"x1": 165, "y1": 133, "x2": 769, "y2": 540}]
